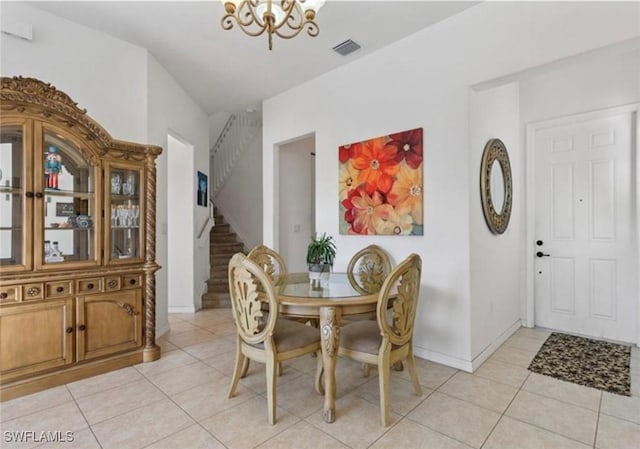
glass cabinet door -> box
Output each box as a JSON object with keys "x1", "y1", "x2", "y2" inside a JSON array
[
  {"x1": 37, "y1": 128, "x2": 98, "y2": 267},
  {"x1": 107, "y1": 165, "x2": 143, "y2": 262},
  {"x1": 0, "y1": 122, "x2": 30, "y2": 271}
]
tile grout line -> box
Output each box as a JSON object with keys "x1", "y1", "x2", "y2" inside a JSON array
[
  {"x1": 64, "y1": 384, "x2": 105, "y2": 449},
  {"x1": 126, "y1": 369, "x2": 218, "y2": 449},
  {"x1": 134, "y1": 358, "x2": 262, "y2": 446},
  {"x1": 479, "y1": 370, "x2": 531, "y2": 449},
  {"x1": 592, "y1": 392, "x2": 603, "y2": 449},
  {"x1": 364, "y1": 388, "x2": 437, "y2": 449}
]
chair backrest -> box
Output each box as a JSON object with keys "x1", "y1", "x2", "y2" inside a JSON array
[
  {"x1": 347, "y1": 245, "x2": 393, "y2": 294},
  {"x1": 376, "y1": 253, "x2": 422, "y2": 347},
  {"x1": 228, "y1": 252, "x2": 278, "y2": 346},
  {"x1": 247, "y1": 245, "x2": 288, "y2": 285}
]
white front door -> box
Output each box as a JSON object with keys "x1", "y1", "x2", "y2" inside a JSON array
[{"x1": 533, "y1": 108, "x2": 637, "y2": 343}]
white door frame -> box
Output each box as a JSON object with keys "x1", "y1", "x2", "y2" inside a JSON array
[{"x1": 524, "y1": 103, "x2": 640, "y2": 346}]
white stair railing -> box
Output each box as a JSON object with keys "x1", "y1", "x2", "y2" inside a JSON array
[{"x1": 211, "y1": 112, "x2": 261, "y2": 196}]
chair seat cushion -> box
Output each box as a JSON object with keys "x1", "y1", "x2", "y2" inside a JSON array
[
  {"x1": 340, "y1": 320, "x2": 381, "y2": 355},
  {"x1": 249, "y1": 318, "x2": 320, "y2": 353}
]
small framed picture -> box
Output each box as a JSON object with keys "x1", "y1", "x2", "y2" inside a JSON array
[
  {"x1": 197, "y1": 171, "x2": 208, "y2": 207},
  {"x1": 56, "y1": 202, "x2": 75, "y2": 216}
]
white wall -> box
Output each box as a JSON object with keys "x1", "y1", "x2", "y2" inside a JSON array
[
  {"x1": 1, "y1": 3, "x2": 211, "y2": 334},
  {"x1": 278, "y1": 136, "x2": 315, "y2": 272},
  {"x1": 0, "y1": 2, "x2": 147, "y2": 143},
  {"x1": 520, "y1": 44, "x2": 640, "y2": 125},
  {"x1": 469, "y1": 82, "x2": 521, "y2": 365},
  {"x1": 165, "y1": 135, "x2": 194, "y2": 313},
  {"x1": 263, "y1": 1, "x2": 640, "y2": 369},
  {"x1": 147, "y1": 55, "x2": 210, "y2": 319},
  {"x1": 214, "y1": 128, "x2": 263, "y2": 250}
]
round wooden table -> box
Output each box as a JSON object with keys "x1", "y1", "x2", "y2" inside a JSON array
[{"x1": 276, "y1": 272, "x2": 378, "y2": 423}]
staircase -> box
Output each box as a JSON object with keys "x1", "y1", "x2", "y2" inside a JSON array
[{"x1": 201, "y1": 209, "x2": 244, "y2": 308}]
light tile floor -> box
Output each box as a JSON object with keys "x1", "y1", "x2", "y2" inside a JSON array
[{"x1": 1, "y1": 308, "x2": 639, "y2": 449}]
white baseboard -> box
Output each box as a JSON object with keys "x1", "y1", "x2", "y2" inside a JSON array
[
  {"x1": 156, "y1": 322, "x2": 170, "y2": 338},
  {"x1": 168, "y1": 305, "x2": 196, "y2": 314},
  {"x1": 413, "y1": 346, "x2": 474, "y2": 372},
  {"x1": 413, "y1": 319, "x2": 523, "y2": 373},
  {"x1": 470, "y1": 319, "x2": 522, "y2": 371}
]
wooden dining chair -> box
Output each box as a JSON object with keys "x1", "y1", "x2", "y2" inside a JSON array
[
  {"x1": 338, "y1": 253, "x2": 423, "y2": 426},
  {"x1": 247, "y1": 244, "x2": 287, "y2": 285},
  {"x1": 347, "y1": 244, "x2": 392, "y2": 295},
  {"x1": 227, "y1": 252, "x2": 323, "y2": 425}
]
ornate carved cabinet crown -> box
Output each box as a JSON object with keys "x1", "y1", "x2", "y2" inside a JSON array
[{"x1": 0, "y1": 77, "x2": 162, "y2": 401}]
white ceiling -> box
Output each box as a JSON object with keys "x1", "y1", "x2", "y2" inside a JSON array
[{"x1": 31, "y1": 1, "x2": 478, "y2": 115}]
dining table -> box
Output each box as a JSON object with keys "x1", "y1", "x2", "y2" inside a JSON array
[{"x1": 275, "y1": 272, "x2": 379, "y2": 423}]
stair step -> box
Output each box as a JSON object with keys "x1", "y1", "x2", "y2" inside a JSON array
[
  {"x1": 211, "y1": 224, "x2": 231, "y2": 234},
  {"x1": 207, "y1": 273, "x2": 229, "y2": 282},
  {"x1": 207, "y1": 284, "x2": 229, "y2": 293},
  {"x1": 210, "y1": 254, "x2": 233, "y2": 262},
  {"x1": 210, "y1": 232, "x2": 238, "y2": 243},
  {"x1": 210, "y1": 241, "x2": 243, "y2": 249},
  {"x1": 208, "y1": 278, "x2": 228, "y2": 286},
  {"x1": 202, "y1": 206, "x2": 238, "y2": 309},
  {"x1": 202, "y1": 292, "x2": 231, "y2": 309}
]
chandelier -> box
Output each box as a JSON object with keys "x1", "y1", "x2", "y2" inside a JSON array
[{"x1": 221, "y1": 0, "x2": 326, "y2": 50}]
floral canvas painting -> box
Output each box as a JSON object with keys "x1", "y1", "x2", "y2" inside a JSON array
[{"x1": 339, "y1": 127, "x2": 423, "y2": 235}]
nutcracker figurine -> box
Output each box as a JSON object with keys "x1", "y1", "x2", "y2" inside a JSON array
[{"x1": 44, "y1": 146, "x2": 62, "y2": 189}]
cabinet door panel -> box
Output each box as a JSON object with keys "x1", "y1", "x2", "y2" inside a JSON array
[
  {"x1": 0, "y1": 118, "x2": 33, "y2": 273},
  {"x1": 77, "y1": 289, "x2": 142, "y2": 361},
  {"x1": 105, "y1": 163, "x2": 145, "y2": 264},
  {"x1": 35, "y1": 123, "x2": 101, "y2": 270},
  {"x1": 0, "y1": 299, "x2": 74, "y2": 381}
]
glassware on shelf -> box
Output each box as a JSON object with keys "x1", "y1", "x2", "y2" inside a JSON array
[
  {"x1": 51, "y1": 241, "x2": 61, "y2": 257},
  {"x1": 131, "y1": 205, "x2": 140, "y2": 227},
  {"x1": 111, "y1": 173, "x2": 121, "y2": 195},
  {"x1": 111, "y1": 206, "x2": 117, "y2": 228},
  {"x1": 122, "y1": 173, "x2": 135, "y2": 196},
  {"x1": 44, "y1": 240, "x2": 64, "y2": 263},
  {"x1": 116, "y1": 204, "x2": 130, "y2": 227}
]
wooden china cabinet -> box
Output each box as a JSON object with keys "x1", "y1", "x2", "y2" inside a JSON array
[{"x1": 0, "y1": 77, "x2": 161, "y2": 401}]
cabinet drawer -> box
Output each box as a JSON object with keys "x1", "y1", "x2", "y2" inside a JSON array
[
  {"x1": 105, "y1": 277, "x2": 121, "y2": 291},
  {"x1": 77, "y1": 279, "x2": 102, "y2": 294},
  {"x1": 45, "y1": 281, "x2": 73, "y2": 298},
  {"x1": 22, "y1": 283, "x2": 44, "y2": 302},
  {"x1": 122, "y1": 274, "x2": 142, "y2": 289},
  {"x1": 0, "y1": 286, "x2": 19, "y2": 304}
]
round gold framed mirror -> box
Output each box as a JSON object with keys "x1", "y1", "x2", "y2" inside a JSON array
[{"x1": 480, "y1": 138, "x2": 512, "y2": 234}]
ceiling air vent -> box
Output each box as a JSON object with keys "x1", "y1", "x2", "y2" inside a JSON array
[{"x1": 332, "y1": 39, "x2": 361, "y2": 56}]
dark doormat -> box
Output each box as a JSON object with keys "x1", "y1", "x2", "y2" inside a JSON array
[{"x1": 528, "y1": 332, "x2": 631, "y2": 396}]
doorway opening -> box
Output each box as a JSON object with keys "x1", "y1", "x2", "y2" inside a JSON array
[{"x1": 277, "y1": 134, "x2": 315, "y2": 272}]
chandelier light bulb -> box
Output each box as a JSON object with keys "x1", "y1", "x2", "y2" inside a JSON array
[{"x1": 221, "y1": 0, "x2": 324, "y2": 50}]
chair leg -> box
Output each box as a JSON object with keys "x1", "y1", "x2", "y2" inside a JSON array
[
  {"x1": 406, "y1": 351, "x2": 422, "y2": 396},
  {"x1": 314, "y1": 349, "x2": 324, "y2": 395},
  {"x1": 378, "y1": 358, "x2": 391, "y2": 427},
  {"x1": 240, "y1": 356, "x2": 250, "y2": 378},
  {"x1": 265, "y1": 355, "x2": 277, "y2": 425},
  {"x1": 228, "y1": 343, "x2": 245, "y2": 398},
  {"x1": 362, "y1": 362, "x2": 371, "y2": 377}
]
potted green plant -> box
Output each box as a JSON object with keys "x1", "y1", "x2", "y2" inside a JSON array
[{"x1": 306, "y1": 232, "x2": 336, "y2": 280}]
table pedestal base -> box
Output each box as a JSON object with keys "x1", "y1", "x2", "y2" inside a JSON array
[{"x1": 319, "y1": 306, "x2": 341, "y2": 423}]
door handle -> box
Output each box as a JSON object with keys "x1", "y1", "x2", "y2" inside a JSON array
[{"x1": 536, "y1": 251, "x2": 550, "y2": 258}]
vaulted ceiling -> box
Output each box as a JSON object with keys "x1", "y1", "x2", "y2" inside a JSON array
[{"x1": 32, "y1": 1, "x2": 478, "y2": 115}]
